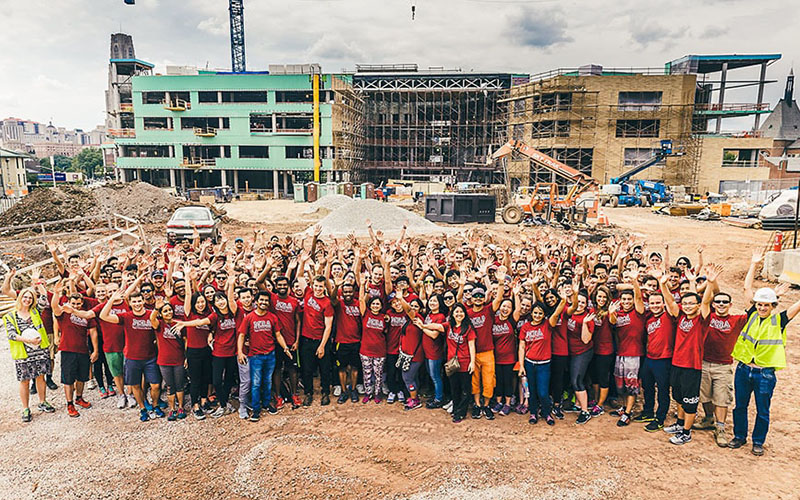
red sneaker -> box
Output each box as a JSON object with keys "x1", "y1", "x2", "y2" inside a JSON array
[
  {"x1": 74, "y1": 397, "x2": 92, "y2": 409},
  {"x1": 67, "y1": 403, "x2": 80, "y2": 418},
  {"x1": 275, "y1": 397, "x2": 284, "y2": 410},
  {"x1": 291, "y1": 395, "x2": 302, "y2": 409},
  {"x1": 107, "y1": 387, "x2": 117, "y2": 397}
]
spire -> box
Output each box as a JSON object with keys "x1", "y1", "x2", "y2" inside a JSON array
[{"x1": 786, "y1": 68, "x2": 795, "y2": 103}]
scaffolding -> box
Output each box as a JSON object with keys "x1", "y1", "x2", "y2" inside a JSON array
[{"x1": 331, "y1": 75, "x2": 366, "y2": 182}]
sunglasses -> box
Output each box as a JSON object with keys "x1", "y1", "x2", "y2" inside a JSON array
[
  {"x1": 424, "y1": 280, "x2": 434, "y2": 284},
  {"x1": 713, "y1": 300, "x2": 730, "y2": 304},
  {"x1": 444, "y1": 296, "x2": 455, "y2": 301}
]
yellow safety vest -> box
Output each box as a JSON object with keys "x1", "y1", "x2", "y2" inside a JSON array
[
  {"x1": 731, "y1": 311, "x2": 787, "y2": 370},
  {"x1": 3, "y1": 308, "x2": 50, "y2": 361}
]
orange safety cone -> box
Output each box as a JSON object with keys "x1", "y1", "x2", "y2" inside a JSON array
[{"x1": 596, "y1": 205, "x2": 610, "y2": 226}]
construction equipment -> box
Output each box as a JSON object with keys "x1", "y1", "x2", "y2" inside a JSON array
[
  {"x1": 600, "y1": 140, "x2": 678, "y2": 207},
  {"x1": 490, "y1": 140, "x2": 598, "y2": 224}
]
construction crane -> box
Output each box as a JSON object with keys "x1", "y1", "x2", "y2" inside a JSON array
[
  {"x1": 490, "y1": 139, "x2": 598, "y2": 224},
  {"x1": 599, "y1": 140, "x2": 681, "y2": 207}
]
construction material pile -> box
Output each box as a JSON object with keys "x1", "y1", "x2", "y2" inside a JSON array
[
  {"x1": 0, "y1": 185, "x2": 97, "y2": 228},
  {"x1": 93, "y1": 182, "x2": 188, "y2": 223},
  {"x1": 302, "y1": 194, "x2": 354, "y2": 214},
  {"x1": 309, "y1": 199, "x2": 461, "y2": 237}
]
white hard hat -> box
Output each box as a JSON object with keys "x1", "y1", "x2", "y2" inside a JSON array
[{"x1": 753, "y1": 287, "x2": 778, "y2": 304}]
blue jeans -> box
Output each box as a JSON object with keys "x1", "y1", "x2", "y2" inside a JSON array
[
  {"x1": 426, "y1": 358, "x2": 444, "y2": 402},
  {"x1": 525, "y1": 360, "x2": 551, "y2": 417},
  {"x1": 733, "y1": 362, "x2": 777, "y2": 446},
  {"x1": 249, "y1": 352, "x2": 276, "y2": 415},
  {"x1": 642, "y1": 357, "x2": 671, "y2": 423}
]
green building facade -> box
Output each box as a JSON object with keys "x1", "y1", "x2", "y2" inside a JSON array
[{"x1": 115, "y1": 71, "x2": 339, "y2": 195}]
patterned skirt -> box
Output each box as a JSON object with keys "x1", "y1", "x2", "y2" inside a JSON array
[{"x1": 13, "y1": 349, "x2": 51, "y2": 382}]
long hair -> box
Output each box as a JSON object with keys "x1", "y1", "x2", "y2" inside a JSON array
[
  {"x1": 190, "y1": 291, "x2": 209, "y2": 316},
  {"x1": 14, "y1": 287, "x2": 38, "y2": 313},
  {"x1": 428, "y1": 293, "x2": 448, "y2": 317},
  {"x1": 448, "y1": 303, "x2": 473, "y2": 336},
  {"x1": 592, "y1": 285, "x2": 612, "y2": 321},
  {"x1": 212, "y1": 291, "x2": 231, "y2": 317}
]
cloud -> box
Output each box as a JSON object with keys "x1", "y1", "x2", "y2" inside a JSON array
[
  {"x1": 197, "y1": 16, "x2": 227, "y2": 36},
  {"x1": 629, "y1": 22, "x2": 687, "y2": 47},
  {"x1": 507, "y1": 7, "x2": 573, "y2": 49},
  {"x1": 305, "y1": 34, "x2": 366, "y2": 62},
  {"x1": 699, "y1": 25, "x2": 726, "y2": 39}
]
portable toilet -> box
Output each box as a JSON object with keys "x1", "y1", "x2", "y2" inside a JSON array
[
  {"x1": 305, "y1": 182, "x2": 319, "y2": 203},
  {"x1": 293, "y1": 183, "x2": 306, "y2": 203}
]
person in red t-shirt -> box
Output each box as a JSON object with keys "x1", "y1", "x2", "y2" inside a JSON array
[
  {"x1": 466, "y1": 284, "x2": 496, "y2": 420},
  {"x1": 270, "y1": 276, "x2": 301, "y2": 409},
  {"x1": 566, "y1": 281, "x2": 594, "y2": 425},
  {"x1": 358, "y1": 276, "x2": 387, "y2": 404},
  {"x1": 584, "y1": 285, "x2": 614, "y2": 416},
  {"x1": 609, "y1": 270, "x2": 646, "y2": 425},
  {"x1": 52, "y1": 283, "x2": 99, "y2": 418},
  {"x1": 659, "y1": 264, "x2": 717, "y2": 445},
  {"x1": 331, "y1": 282, "x2": 362, "y2": 404},
  {"x1": 443, "y1": 303, "x2": 476, "y2": 423},
  {"x1": 398, "y1": 297, "x2": 426, "y2": 410},
  {"x1": 491, "y1": 297, "x2": 517, "y2": 416},
  {"x1": 149, "y1": 299, "x2": 187, "y2": 421},
  {"x1": 385, "y1": 296, "x2": 410, "y2": 404},
  {"x1": 637, "y1": 292, "x2": 676, "y2": 431},
  {"x1": 299, "y1": 275, "x2": 335, "y2": 406}
]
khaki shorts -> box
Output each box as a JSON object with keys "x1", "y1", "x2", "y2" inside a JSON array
[{"x1": 700, "y1": 360, "x2": 734, "y2": 407}]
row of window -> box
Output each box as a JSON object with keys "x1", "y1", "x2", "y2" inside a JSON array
[
  {"x1": 141, "y1": 90, "x2": 334, "y2": 105},
  {"x1": 141, "y1": 114, "x2": 318, "y2": 133},
  {"x1": 121, "y1": 145, "x2": 331, "y2": 160},
  {"x1": 513, "y1": 119, "x2": 661, "y2": 139},
  {"x1": 512, "y1": 91, "x2": 664, "y2": 114}
]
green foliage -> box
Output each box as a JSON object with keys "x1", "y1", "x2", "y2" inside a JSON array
[{"x1": 70, "y1": 148, "x2": 103, "y2": 178}]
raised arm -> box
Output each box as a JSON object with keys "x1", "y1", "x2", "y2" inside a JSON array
[
  {"x1": 658, "y1": 271, "x2": 680, "y2": 317},
  {"x1": 581, "y1": 311, "x2": 596, "y2": 344},
  {"x1": 1, "y1": 269, "x2": 17, "y2": 299},
  {"x1": 548, "y1": 295, "x2": 567, "y2": 327},
  {"x1": 358, "y1": 275, "x2": 368, "y2": 315},
  {"x1": 743, "y1": 249, "x2": 762, "y2": 304},
  {"x1": 701, "y1": 263, "x2": 722, "y2": 319},
  {"x1": 630, "y1": 269, "x2": 645, "y2": 314},
  {"x1": 99, "y1": 290, "x2": 124, "y2": 324}
]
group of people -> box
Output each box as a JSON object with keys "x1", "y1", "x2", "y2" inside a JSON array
[{"x1": 3, "y1": 222, "x2": 794, "y2": 457}]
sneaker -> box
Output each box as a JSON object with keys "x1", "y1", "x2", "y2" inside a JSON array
[
  {"x1": 387, "y1": 392, "x2": 396, "y2": 404},
  {"x1": 616, "y1": 413, "x2": 631, "y2": 427},
  {"x1": 545, "y1": 414, "x2": 555, "y2": 426},
  {"x1": 293, "y1": 394, "x2": 304, "y2": 408},
  {"x1": 74, "y1": 396, "x2": 92, "y2": 409},
  {"x1": 86, "y1": 379, "x2": 97, "y2": 390},
  {"x1": 577, "y1": 411, "x2": 592, "y2": 425},
  {"x1": 211, "y1": 406, "x2": 226, "y2": 418},
  {"x1": 644, "y1": 421, "x2": 664, "y2": 432},
  {"x1": 590, "y1": 404, "x2": 604, "y2": 417},
  {"x1": 177, "y1": 408, "x2": 187, "y2": 420},
  {"x1": 663, "y1": 423, "x2": 683, "y2": 434},
  {"x1": 632, "y1": 412, "x2": 655, "y2": 423},
  {"x1": 303, "y1": 394, "x2": 313, "y2": 407},
  {"x1": 108, "y1": 387, "x2": 117, "y2": 397},
  {"x1": 452, "y1": 415, "x2": 463, "y2": 423},
  {"x1": 350, "y1": 390, "x2": 359, "y2": 403},
  {"x1": 167, "y1": 410, "x2": 177, "y2": 421},
  {"x1": 514, "y1": 404, "x2": 528, "y2": 415},
  {"x1": 426, "y1": 399, "x2": 444, "y2": 409},
  {"x1": 491, "y1": 401, "x2": 504, "y2": 413},
  {"x1": 139, "y1": 408, "x2": 149, "y2": 422},
  {"x1": 562, "y1": 402, "x2": 580, "y2": 413},
  {"x1": 128, "y1": 395, "x2": 139, "y2": 408},
  {"x1": 444, "y1": 401, "x2": 454, "y2": 414},
  {"x1": 404, "y1": 398, "x2": 422, "y2": 411},
  {"x1": 669, "y1": 431, "x2": 692, "y2": 445},
  {"x1": 483, "y1": 406, "x2": 495, "y2": 420},
  {"x1": 46, "y1": 376, "x2": 58, "y2": 391},
  {"x1": 528, "y1": 414, "x2": 538, "y2": 424},
  {"x1": 397, "y1": 392, "x2": 406, "y2": 403},
  {"x1": 362, "y1": 395, "x2": 372, "y2": 404},
  {"x1": 249, "y1": 412, "x2": 260, "y2": 422},
  {"x1": 157, "y1": 399, "x2": 168, "y2": 410},
  {"x1": 117, "y1": 394, "x2": 127, "y2": 409},
  {"x1": 225, "y1": 403, "x2": 235, "y2": 415},
  {"x1": 99, "y1": 387, "x2": 109, "y2": 398},
  {"x1": 714, "y1": 425, "x2": 729, "y2": 448},
  {"x1": 751, "y1": 444, "x2": 764, "y2": 456},
  {"x1": 37, "y1": 401, "x2": 55, "y2": 413},
  {"x1": 500, "y1": 404, "x2": 511, "y2": 416},
  {"x1": 356, "y1": 384, "x2": 365, "y2": 395},
  {"x1": 267, "y1": 404, "x2": 277, "y2": 415},
  {"x1": 152, "y1": 407, "x2": 165, "y2": 418},
  {"x1": 337, "y1": 393, "x2": 349, "y2": 404},
  {"x1": 728, "y1": 437, "x2": 747, "y2": 449},
  {"x1": 22, "y1": 408, "x2": 32, "y2": 422},
  {"x1": 144, "y1": 400, "x2": 154, "y2": 412},
  {"x1": 193, "y1": 407, "x2": 206, "y2": 420},
  {"x1": 202, "y1": 401, "x2": 214, "y2": 413},
  {"x1": 471, "y1": 406, "x2": 482, "y2": 419},
  {"x1": 275, "y1": 397, "x2": 285, "y2": 410},
  {"x1": 609, "y1": 407, "x2": 626, "y2": 417},
  {"x1": 551, "y1": 405, "x2": 564, "y2": 420},
  {"x1": 333, "y1": 385, "x2": 342, "y2": 397},
  {"x1": 320, "y1": 394, "x2": 330, "y2": 406},
  {"x1": 692, "y1": 415, "x2": 715, "y2": 430}
]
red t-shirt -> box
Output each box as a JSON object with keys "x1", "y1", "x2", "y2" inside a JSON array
[
  {"x1": 270, "y1": 292, "x2": 300, "y2": 346},
  {"x1": 492, "y1": 316, "x2": 517, "y2": 364},
  {"x1": 239, "y1": 310, "x2": 279, "y2": 356},
  {"x1": 586, "y1": 314, "x2": 614, "y2": 356},
  {"x1": 234, "y1": 303, "x2": 254, "y2": 356},
  {"x1": 186, "y1": 311, "x2": 215, "y2": 349},
  {"x1": 467, "y1": 306, "x2": 495, "y2": 353},
  {"x1": 567, "y1": 310, "x2": 592, "y2": 355},
  {"x1": 360, "y1": 312, "x2": 387, "y2": 358},
  {"x1": 519, "y1": 320, "x2": 551, "y2": 362},
  {"x1": 118, "y1": 310, "x2": 157, "y2": 360},
  {"x1": 156, "y1": 322, "x2": 185, "y2": 366},
  {"x1": 386, "y1": 310, "x2": 407, "y2": 355},
  {"x1": 92, "y1": 301, "x2": 128, "y2": 353},
  {"x1": 57, "y1": 313, "x2": 95, "y2": 354},
  {"x1": 703, "y1": 313, "x2": 747, "y2": 365},
  {"x1": 40, "y1": 291, "x2": 54, "y2": 335},
  {"x1": 334, "y1": 299, "x2": 362, "y2": 344},
  {"x1": 672, "y1": 314, "x2": 711, "y2": 370},
  {"x1": 170, "y1": 295, "x2": 187, "y2": 321},
  {"x1": 301, "y1": 288, "x2": 334, "y2": 340},
  {"x1": 446, "y1": 323, "x2": 476, "y2": 372},
  {"x1": 551, "y1": 310, "x2": 569, "y2": 356},
  {"x1": 615, "y1": 308, "x2": 646, "y2": 357},
  {"x1": 366, "y1": 281, "x2": 386, "y2": 304},
  {"x1": 646, "y1": 312, "x2": 676, "y2": 360},
  {"x1": 212, "y1": 312, "x2": 238, "y2": 357},
  {"x1": 422, "y1": 312, "x2": 446, "y2": 361},
  {"x1": 401, "y1": 321, "x2": 424, "y2": 363}
]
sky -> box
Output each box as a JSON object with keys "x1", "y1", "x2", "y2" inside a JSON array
[{"x1": 0, "y1": 0, "x2": 797, "y2": 131}]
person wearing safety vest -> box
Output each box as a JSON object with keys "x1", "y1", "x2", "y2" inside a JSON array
[
  {"x1": 3, "y1": 287, "x2": 57, "y2": 422},
  {"x1": 729, "y1": 250, "x2": 800, "y2": 456}
]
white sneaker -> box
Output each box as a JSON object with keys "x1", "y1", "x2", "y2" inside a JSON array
[
  {"x1": 117, "y1": 394, "x2": 127, "y2": 409},
  {"x1": 210, "y1": 406, "x2": 226, "y2": 418},
  {"x1": 225, "y1": 403, "x2": 236, "y2": 415},
  {"x1": 398, "y1": 392, "x2": 406, "y2": 402},
  {"x1": 381, "y1": 383, "x2": 390, "y2": 395},
  {"x1": 333, "y1": 385, "x2": 342, "y2": 397},
  {"x1": 664, "y1": 423, "x2": 683, "y2": 434},
  {"x1": 356, "y1": 384, "x2": 365, "y2": 395},
  {"x1": 127, "y1": 395, "x2": 139, "y2": 408},
  {"x1": 669, "y1": 432, "x2": 692, "y2": 445},
  {"x1": 443, "y1": 401, "x2": 454, "y2": 413},
  {"x1": 86, "y1": 379, "x2": 97, "y2": 390}
]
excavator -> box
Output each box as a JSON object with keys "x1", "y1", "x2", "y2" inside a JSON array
[{"x1": 490, "y1": 140, "x2": 598, "y2": 224}]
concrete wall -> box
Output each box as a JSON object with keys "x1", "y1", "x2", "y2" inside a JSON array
[
  {"x1": 0, "y1": 155, "x2": 29, "y2": 197},
  {"x1": 695, "y1": 136, "x2": 773, "y2": 193}
]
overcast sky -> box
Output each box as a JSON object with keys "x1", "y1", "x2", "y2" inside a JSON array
[{"x1": 1, "y1": 0, "x2": 797, "y2": 130}]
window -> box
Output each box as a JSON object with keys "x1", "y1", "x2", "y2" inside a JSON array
[
  {"x1": 250, "y1": 114, "x2": 273, "y2": 132},
  {"x1": 513, "y1": 100, "x2": 526, "y2": 117},
  {"x1": 221, "y1": 91, "x2": 267, "y2": 103},
  {"x1": 531, "y1": 120, "x2": 570, "y2": 138},
  {"x1": 532, "y1": 92, "x2": 572, "y2": 113},
  {"x1": 624, "y1": 148, "x2": 659, "y2": 166},
  {"x1": 123, "y1": 145, "x2": 171, "y2": 158},
  {"x1": 286, "y1": 146, "x2": 313, "y2": 159},
  {"x1": 722, "y1": 148, "x2": 762, "y2": 167},
  {"x1": 276, "y1": 90, "x2": 313, "y2": 103},
  {"x1": 239, "y1": 146, "x2": 269, "y2": 159},
  {"x1": 276, "y1": 114, "x2": 315, "y2": 132},
  {"x1": 143, "y1": 117, "x2": 171, "y2": 130},
  {"x1": 181, "y1": 117, "x2": 229, "y2": 129},
  {"x1": 198, "y1": 91, "x2": 218, "y2": 103},
  {"x1": 616, "y1": 119, "x2": 660, "y2": 138},
  {"x1": 142, "y1": 92, "x2": 165, "y2": 104},
  {"x1": 618, "y1": 91, "x2": 662, "y2": 111},
  {"x1": 170, "y1": 91, "x2": 190, "y2": 103}
]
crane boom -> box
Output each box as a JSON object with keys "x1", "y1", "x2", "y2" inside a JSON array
[
  {"x1": 229, "y1": 0, "x2": 246, "y2": 72},
  {"x1": 491, "y1": 139, "x2": 593, "y2": 184}
]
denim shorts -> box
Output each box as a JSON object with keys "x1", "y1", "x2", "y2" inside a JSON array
[{"x1": 124, "y1": 356, "x2": 162, "y2": 386}]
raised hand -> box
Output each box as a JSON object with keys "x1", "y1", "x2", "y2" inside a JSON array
[
  {"x1": 751, "y1": 249, "x2": 764, "y2": 264},
  {"x1": 705, "y1": 263, "x2": 723, "y2": 283}
]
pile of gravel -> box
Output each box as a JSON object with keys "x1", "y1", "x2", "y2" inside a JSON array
[
  {"x1": 310, "y1": 199, "x2": 460, "y2": 237},
  {"x1": 302, "y1": 194, "x2": 353, "y2": 214}
]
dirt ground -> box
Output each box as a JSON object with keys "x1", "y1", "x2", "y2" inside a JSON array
[{"x1": 1, "y1": 203, "x2": 798, "y2": 500}]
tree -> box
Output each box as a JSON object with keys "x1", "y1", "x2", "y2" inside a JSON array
[{"x1": 70, "y1": 148, "x2": 103, "y2": 179}]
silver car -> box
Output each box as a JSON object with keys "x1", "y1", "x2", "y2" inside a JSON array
[{"x1": 166, "y1": 206, "x2": 220, "y2": 243}]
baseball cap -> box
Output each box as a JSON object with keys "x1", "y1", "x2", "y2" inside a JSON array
[
  {"x1": 471, "y1": 286, "x2": 487, "y2": 298},
  {"x1": 753, "y1": 287, "x2": 778, "y2": 304},
  {"x1": 235, "y1": 237, "x2": 244, "y2": 243},
  {"x1": 151, "y1": 270, "x2": 165, "y2": 278}
]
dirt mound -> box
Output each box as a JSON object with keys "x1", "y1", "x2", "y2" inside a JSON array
[
  {"x1": 302, "y1": 194, "x2": 354, "y2": 214},
  {"x1": 0, "y1": 185, "x2": 97, "y2": 229},
  {"x1": 309, "y1": 199, "x2": 461, "y2": 237},
  {"x1": 93, "y1": 182, "x2": 185, "y2": 223}
]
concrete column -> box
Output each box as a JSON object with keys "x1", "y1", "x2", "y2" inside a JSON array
[
  {"x1": 180, "y1": 169, "x2": 186, "y2": 192},
  {"x1": 754, "y1": 61, "x2": 768, "y2": 130},
  {"x1": 136, "y1": 168, "x2": 143, "y2": 181},
  {"x1": 273, "y1": 170, "x2": 279, "y2": 198},
  {"x1": 715, "y1": 62, "x2": 728, "y2": 134},
  {"x1": 169, "y1": 169, "x2": 176, "y2": 187},
  {"x1": 272, "y1": 113, "x2": 277, "y2": 133},
  {"x1": 221, "y1": 169, "x2": 227, "y2": 187},
  {"x1": 233, "y1": 170, "x2": 239, "y2": 193},
  {"x1": 283, "y1": 171, "x2": 289, "y2": 196}
]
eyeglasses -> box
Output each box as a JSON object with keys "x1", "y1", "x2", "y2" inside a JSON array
[
  {"x1": 444, "y1": 296, "x2": 455, "y2": 301},
  {"x1": 713, "y1": 300, "x2": 730, "y2": 304}
]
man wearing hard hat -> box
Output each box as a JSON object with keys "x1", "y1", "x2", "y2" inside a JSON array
[{"x1": 729, "y1": 251, "x2": 799, "y2": 456}]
